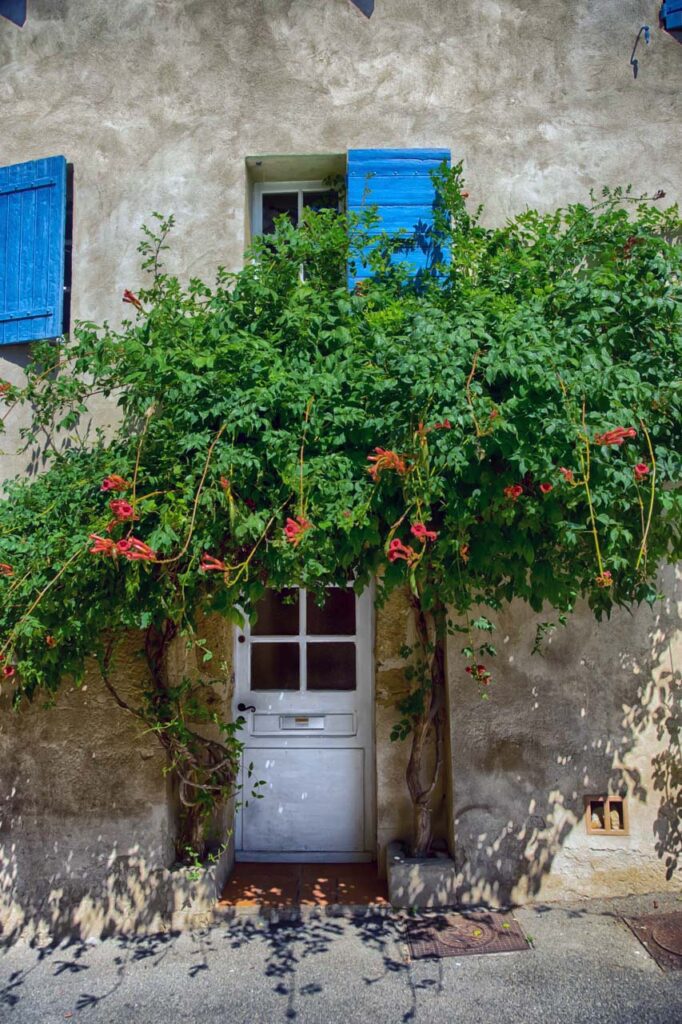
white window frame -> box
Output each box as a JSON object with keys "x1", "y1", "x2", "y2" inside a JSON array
[
  {"x1": 251, "y1": 180, "x2": 336, "y2": 237},
  {"x1": 245, "y1": 586, "x2": 358, "y2": 693}
]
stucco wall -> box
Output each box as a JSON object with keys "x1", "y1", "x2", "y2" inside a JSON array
[
  {"x1": 447, "y1": 565, "x2": 681, "y2": 903},
  {"x1": 1, "y1": 0, "x2": 680, "y2": 927},
  {"x1": 0, "y1": 637, "x2": 174, "y2": 941}
]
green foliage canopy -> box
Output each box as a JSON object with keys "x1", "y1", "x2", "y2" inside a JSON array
[{"x1": 0, "y1": 170, "x2": 680, "y2": 707}]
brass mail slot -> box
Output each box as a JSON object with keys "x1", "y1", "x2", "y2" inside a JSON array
[{"x1": 280, "y1": 715, "x2": 325, "y2": 730}]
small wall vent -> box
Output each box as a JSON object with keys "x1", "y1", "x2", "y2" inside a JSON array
[{"x1": 585, "y1": 795, "x2": 629, "y2": 836}]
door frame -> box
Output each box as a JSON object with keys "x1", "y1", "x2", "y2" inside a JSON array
[{"x1": 232, "y1": 584, "x2": 377, "y2": 863}]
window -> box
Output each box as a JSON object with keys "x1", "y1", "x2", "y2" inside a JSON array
[
  {"x1": 245, "y1": 149, "x2": 451, "y2": 286},
  {"x1": 246, "y1": 154, "x2": 346, "y2": 243},
  {"x1": 252, "y1": 181, "x2": 340, "y2": 238},
  {"x1": 248, "y1": 587, "x2": 357, "y2": 692}
]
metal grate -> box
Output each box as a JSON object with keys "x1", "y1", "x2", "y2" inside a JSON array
[
  {"x1": 625, "y1": 912, "x2": 682, "y2": 971},
  {"x1": 405, "y1": 910, "x2": 529, "y2": 959}
]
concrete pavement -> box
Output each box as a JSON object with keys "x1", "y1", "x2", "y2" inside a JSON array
[{"x1": 1, "y1": 893, "x2": 681, "y2": 1023}]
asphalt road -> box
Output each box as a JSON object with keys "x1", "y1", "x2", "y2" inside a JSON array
[{"x1": 2, "y1": 894, "x2": 681, "y2": 1023}]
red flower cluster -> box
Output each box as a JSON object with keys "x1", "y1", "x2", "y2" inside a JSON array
[
  {"x1": 0, "y1": 381, "x2": 10, "y2": 396},
  {"x1": 101, "y1": 475, "x2": 130, "y2": 493},
  {"x1": 595, "y1": 570, "x2": 613, "y2": 588},
  {"x1": 89, "y1": 534, "x2": 156, "y2": 561},
  {"x1": 459, "y1": 544, "x2": 470, "y2": 563},
  {"x1": 594, "y1": 427, "x2": 636, "y2": 447},
  {"x1": 200, "y1": 553, "x2": 227, "y2": 572},
  {"x1": 284, "y1": 516, "x2": 312, "y2": 546},
  {"x1": 387, "y1": 539, "x2": 418, "y2": 565},
  {"x1": 90, "y1": 535, "x2": 116, "y2": 555},
  {"x1": 0, "y1": 563, "x2": 13, "y2": 578},
  {"x1": 504, "y1": 484, "x2": 523, "y2": 501},
  {"x1": 539, "y1": 483, "x2": 553, "y2": 494},
  {"x1": 559, "y1": 467, "x2": 574, "y2": 483},
  {"x1": 122, "y1": 289, "x2": 143, "y2": 311},
  {"x1": 118, "y1": 538, "x2": 156, "y2": 561},
  {"x1": 2, "y1": 664, "x2": 15, "y2": 679},
  {"x1": 432, "y1": 419, "x2": 452, "y2": 431},
  {"x1": 367, "y1": 447, "x2": 407, "y2": 481},
  {"x1": 109, "y1": 499, "x2": 137, "y2": 521},
  {"x1": 45, "y1": 635, "x2": 57, "y2": 648},
  {"x1": 465, "y1": 663, "x2": 490, "y2": 684},
  {"x1": 411, "y1": 522, "x2": 438, "y2": 543},
  {"x1": 634, "y1": 463, "x2": 650, "y2": 481}
]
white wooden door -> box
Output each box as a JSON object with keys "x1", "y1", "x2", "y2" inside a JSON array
[{"x1": 233, "y1": 586, "x2": 375, "y2": 862}]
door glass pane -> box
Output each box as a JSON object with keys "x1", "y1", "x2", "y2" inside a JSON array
[
  {"x1": 306, "y1": 642, "x2": 356, "y2": 691},
  {"x1": 302, "y1": 189, "x2": 339, "y2": 214},
  {"x1": 251, "y1": 643, "x2": 300, "y2": 691},
  {"x1": 262, "y1": 192, "x2": 299, "y2": 235},
  {"x1": 252, "y1": 588, "x2": 299, "y2": 635},
  {"x1": 306, "y1": 588, "x2": 356, "y2": 636}
]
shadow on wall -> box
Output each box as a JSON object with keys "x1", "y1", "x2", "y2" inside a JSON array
[
  {"x1": 0, "y1": 841, "x2": 234, "y2": 947},
  {"x1": 448, "y1": 565, "x2": 681, "y2": 907}
]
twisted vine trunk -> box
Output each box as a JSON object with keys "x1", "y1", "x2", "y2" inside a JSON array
[
  {"x1": 406, "y1": 596, "x2": 447, "y2": 858},
  {"x1": 143, "y1": 622, "x2": 202, "y2": 859},
  {"x1": 100, "y1": 620, "x2": 241, "y2": 863}
]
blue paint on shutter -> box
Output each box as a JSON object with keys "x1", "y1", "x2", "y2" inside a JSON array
[
  {"x1": 0, "y1": 156, "x2": 67, "y2": 345},
  {"x1": 0, "y1": 1, "x2": 27, "y2": 28},
  {"x1": 661, "y1": 1, "x2": 682, "y2": 37},
  {"x1": 349, "y1": 0, "x2": 374, "y2": 16},
  {"x1": 347, "y1": 148, "x2": 451, "y2": 289}
]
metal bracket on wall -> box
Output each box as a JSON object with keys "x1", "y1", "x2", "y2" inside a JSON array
[{"x1": 630, "y1": 25, "x2": 651, "y2": 78}]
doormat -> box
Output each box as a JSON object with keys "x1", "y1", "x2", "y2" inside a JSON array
[
  {"x1": 624, "y1": 912, "x2": 682, "y2": 971},
  {"x1": 405, "y1": 910, "x2": 529, "y2": 959}
]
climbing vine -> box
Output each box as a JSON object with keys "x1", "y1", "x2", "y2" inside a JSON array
[{"x1": 0, "y1": 169, "x2": 680, "y2": 858}]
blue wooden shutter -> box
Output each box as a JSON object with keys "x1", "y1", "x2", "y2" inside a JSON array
[
  {"x1": 346, "y1": 148, "x2": 451, "y2": 289},
  {"x1": 0, "y1": 1, "x2": 27, "y2": 27},
  {"x1": 661, "y1": 1, "x2": 682, "y2": 38},
  {"x1": 0, "y1": 155, "x2": 67, "y2": 345}
]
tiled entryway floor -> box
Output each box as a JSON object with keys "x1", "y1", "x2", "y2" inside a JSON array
[{"x1": 218, "y1": 862, "x2": 389, "y2": 909}]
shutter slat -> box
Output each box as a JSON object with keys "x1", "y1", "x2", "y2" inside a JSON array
[
  {"x1": 347, "y1": 147, "x2": 450, "y2": 287},
  {"x1": 0, "y1": 155, "x2": 67, "y2": 345}
]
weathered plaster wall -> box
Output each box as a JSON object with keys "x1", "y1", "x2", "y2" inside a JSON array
[
  {"x1": 0, "y1": 0, "x2": 680, "y2": 925},
  {"x1": 0, "y1": 617, "x2": 235, "y2": 941},
  {"x1": 0, "y1": 637, "x2": 173, "y2": 941},
  {"x1": 447, "y1": 565, "x2": 681, "y2": 903}
]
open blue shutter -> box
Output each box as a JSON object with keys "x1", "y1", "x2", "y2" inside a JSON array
[
  {"x1": 347, "y1": 148, "x2": 451, "y2": 288},
  {"x1": 661, "y1": 0, "x2": 682, "y2": 37},
  {"x1": 0, "y1": 155, "x2": 67, "y2": 345},
  {"x1": 0, "y1": 1, "x2": 27, "y2": 27}
]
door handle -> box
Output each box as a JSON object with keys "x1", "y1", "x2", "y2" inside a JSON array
[{"x1": 237, "y1": 702, "x2": 256, "y2": 713}]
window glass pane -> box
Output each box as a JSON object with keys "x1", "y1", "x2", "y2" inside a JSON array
[
  {"x1": 306, "y1": 642, "x2": 356, "y2": 691},
  {"x1": 251, "y1": 643, "x2": 300, "y2": 691},
  {"x1": 262, "y1": 192, "x2": 299, "y2": 235},
  {"x1": 252, "y1": 588, "x2": 299, "y2": 636},
  {"x1": 306, "y1": 588, "x2": 356, "y2": 636},
  {"x1": 302, "y1": 189, "x2": 339, "y2": 213}
]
